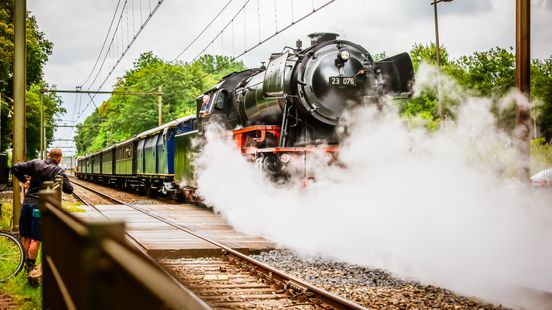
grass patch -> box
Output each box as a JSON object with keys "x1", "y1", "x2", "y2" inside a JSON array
[
  {"x1": 0, "y1": 200, "x2": 14, "y2": 231},
  {"x1": 62, "y1": 200, "x2": 84, "y2": 213},
  {"x1": 0, "y1": 271, "x2": 42, "y2": 310},
  {"x1": 1, "y1": 201, "x2": 41, "y2": 310},
  {"x1": 0, "y1": 197, "x2": 80, "y2": 309},
  {"x1": 531, "y1": 138, "x2": 552, "y2": 173}
]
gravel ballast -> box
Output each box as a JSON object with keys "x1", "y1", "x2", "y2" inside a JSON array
[{"x1": 251, "y1": 249, "x2": 506, "y2": 310}]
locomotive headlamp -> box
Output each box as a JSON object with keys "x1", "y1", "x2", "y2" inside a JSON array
[
  {"x1": 279, "y1": 153, "x2": 290, "y2": 163},
  {"x1": 338, "y1": 50, "x2": 350, "y2": 61}
]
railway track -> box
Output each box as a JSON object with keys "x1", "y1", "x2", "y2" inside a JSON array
[
  {"x1": 71, "y1": 183, "x2": 150, "y2": 254},
  {"x1": 68, "y1": 175, "x2": 176, "y2": 205},
  {"x1": 71, "y1": 180, "x2": 366, "y2": 309}
]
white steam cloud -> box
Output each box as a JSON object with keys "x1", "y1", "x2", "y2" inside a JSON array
[{"x1": 194, "y1": 64, "x2": 552, "y2": 309}]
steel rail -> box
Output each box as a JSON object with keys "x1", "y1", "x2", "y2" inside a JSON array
[
  {"x1": 70, "y1": 178, "x2": 366, "y2": 310},
  {"x1": 71, "y1": 185, "x2": 149, "y2": 255}
]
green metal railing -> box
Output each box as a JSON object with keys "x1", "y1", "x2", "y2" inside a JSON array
[{"x1": 39, "y1": 177, "x2": 210, "y2": 310}]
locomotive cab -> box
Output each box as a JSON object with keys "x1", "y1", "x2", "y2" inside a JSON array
[{"x1": 198, "y1": 69, "x2": 261, "y2": 130}]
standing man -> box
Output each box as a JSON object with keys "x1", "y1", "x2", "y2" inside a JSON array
[{"x1": 11, "y1": 148, "x2": 73, "y2": 270}]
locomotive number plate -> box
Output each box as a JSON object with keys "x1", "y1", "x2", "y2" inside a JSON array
[{"x1": 329, "y1": 76, "x2": 357, "y2": 86}]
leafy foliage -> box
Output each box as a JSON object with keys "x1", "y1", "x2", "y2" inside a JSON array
[
  {"x1": 0, "y1": 1, "x2": 52, "y2": 89},
  {"x1": 400, "y1": 43, "x2": 452, "y2": 129},
  {"x1": 404, "y1": 43, "x2": 552, "y2": 141},
  {"x1": 0, "y1": 201, "x2": 41, "y2": 310},
  {"x1": 399, "y1": 91, "x2": 440, "y2": 131},
  {"x1": 451, "y1": 47, "x2": 517, "y2": 131},
  {"x1": 0, "y1": 0, "x2": 60, "y2": 157},
  {"x1": 75, "y1": 53, "x2": 245, "y2": 154},
  {"x1": 531, "y1": 137, "x2": 552, "y2": 171},
  {"x1": 26, "y1": 84, "x2": 65, "y2": 159},
  {"x1": 531, "y1": 57, "x2": 552, "y2": 142},
  {"x1": 410, "y1": 42, "x2": 451, "y2": 71},
  {"x1": 452, "y1": 47, "x2": 515, "y2": 96}
]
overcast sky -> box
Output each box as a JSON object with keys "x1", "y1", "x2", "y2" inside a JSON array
[{"x1": 26, "y1": 0, "x2": 552, "y2": 155}]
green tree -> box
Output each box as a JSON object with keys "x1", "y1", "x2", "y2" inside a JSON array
[
  {"x1": 0, "y1": 1, "x2": 52, "y2": 89},
  {"x1": 74, "y1": 53, "x2": 246, "y2": 154},
  {"x1": 0, "y1": 0, "x2": 57, "y2": 155},
  {"x1": 404, "y1": 44, "x2": 551, "y2": 140},
  {"x1": 532, "y1": 56, "x2": 552, "y2": 141},
  {"x1": 25, "y1": 84, "x2": 65, "y2": 158},
  {"x1": 451, "y1": 47, "x2": 515, "y2": 97},
  {"x1": 450, "y1": 47, "x2": 516, "y2": 130},
  {"x1": 401, "y1": 43, "x2": 453, "y2": 129},
  {"x1": 410, "y1": 42, "x2": 451, "y2": 72}
]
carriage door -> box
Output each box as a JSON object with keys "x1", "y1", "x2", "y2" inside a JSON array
[{"x1": 159, "y1": 128, "x2": 169, "y2": 174}]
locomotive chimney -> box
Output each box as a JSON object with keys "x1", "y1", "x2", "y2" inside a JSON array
[
  {"x1": 296, "y1": 39, "x2": 303, "y2": 50},
  {"x1": 307, "y1": 32, "x2": 339, "y2": 46}
]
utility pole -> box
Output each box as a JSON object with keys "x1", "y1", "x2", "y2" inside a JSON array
[
  {"x1": 158, "y1": 85, "x2": 163, "y2": 126},
  {"x1": 13, "y1": 0, "x2": 27, "y2": 229},
  {"x1": 40, "y1": 92, "x2": 45, "y2": 159},
  {"x1": 0, "y1": 80, "x2": 3, "y2": 151},
  {"x1": 516, "y1": 0, "x2": 531, "y2": 181},
  {"x1": 431, "y1": 0, "x2": 453, "y2": 128},
  {"x1": 434, "y1": 1, "x2": 443, "y2": 127}
]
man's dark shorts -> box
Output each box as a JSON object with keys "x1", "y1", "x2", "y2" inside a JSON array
[{"x1": 19, "y1": 202, "x2": 41, "y2": 241}]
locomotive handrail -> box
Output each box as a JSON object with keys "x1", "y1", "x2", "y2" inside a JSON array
[{"x1": 39, "y1": 188, "x2": 211, "y2": 310}]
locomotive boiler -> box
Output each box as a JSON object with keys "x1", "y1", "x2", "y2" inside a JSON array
[{"x1": 199, "y1": 32, "x2": 414, "y2": 177}]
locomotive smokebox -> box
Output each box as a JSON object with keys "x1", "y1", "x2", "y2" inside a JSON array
[{"x1": 292, "y1": 38, "x2": 376, "y2": 125}]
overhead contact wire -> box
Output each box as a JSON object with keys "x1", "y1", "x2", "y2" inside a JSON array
[
  {"x1": 78, "y1": 0, "x2": 165, "y2": 120},
  {"x1": 96, "y1": 0, "x2": 165, "y2": 91},
  {"x1": 192, "y1": 0, "x2": 251, "y2": 61},
  {"x1": 80, "y1": 0, "x2": 123, "y2": 88},
  {"x1": 77, "y1": 0, "x2": 128, "y2": 120},
  {"x1": 173, "y1": 0, "x2": 235, "y2": 61},
  {"x1": 192, "y1": 0, "x2": 335, "y2": 62}
]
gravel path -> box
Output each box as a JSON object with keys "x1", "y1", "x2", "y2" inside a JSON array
[
  {"x1": 251, "y1": 250, "x2": 507, "y2": 310},
  {"x1": 70, "y1": 177, "x2": 176, "y2": 205},
  {"x1": 72, "y1": 183, "x2": 113, "y2": 205},
  {"x1": 0, "y1": 292, "x2": 18, "y2": 310}
]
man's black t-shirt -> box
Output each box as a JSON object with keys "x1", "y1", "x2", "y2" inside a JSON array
[{"x1": 11, "y1": 158, "x2": 73, "y2": 204}]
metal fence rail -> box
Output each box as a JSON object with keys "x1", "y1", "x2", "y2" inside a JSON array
[{"x1": 39, "y1": 177, "x2": 211, "y2": 310}]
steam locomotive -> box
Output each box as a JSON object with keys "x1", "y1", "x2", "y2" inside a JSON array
[
  {"x1": 196, "y1": 32, "x2": 413, "y2": 177},
  {"x1": 76, "y1": 33, "x2": 413, "y2": 198}
]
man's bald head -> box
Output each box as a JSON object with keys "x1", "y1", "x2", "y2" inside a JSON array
[{"x1": 48, "y1": 149, "x2": 63, "y2": 164}]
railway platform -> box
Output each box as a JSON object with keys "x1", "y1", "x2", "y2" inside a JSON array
[{"x1": 74, "y1": 203, "x2": 275, "y2": 258}]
